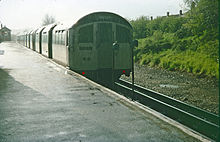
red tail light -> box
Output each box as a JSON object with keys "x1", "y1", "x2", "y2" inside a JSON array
[
  {"x1": 122, "y1": 70, "x2": 125, "y2": 74},
  {"x1": 82, "y1": 72, "x2": 85, "y2": 75}
]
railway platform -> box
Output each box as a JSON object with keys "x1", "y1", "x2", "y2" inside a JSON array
[{"x1": 0, "y1": 42, "x2": 206, "y2": 142}]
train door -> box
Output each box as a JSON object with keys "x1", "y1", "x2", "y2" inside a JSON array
[
  {"x1": 115, "y1": 25, "x2": 132, "y2": 69},
  {"x1": 48, "y1": 30, "x2": 53, "y2": 58},
  {"x1": 68, "y1": 29, "x2": 75, "y2": 70},
  {"x1": 96, "y1": 23, "x2": 113, "y2": 69},
  {"x1": 65, "y1": 30, "x2": 69, "y2": 67}
]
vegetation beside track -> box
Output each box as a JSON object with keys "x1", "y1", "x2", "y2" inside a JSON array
[{"x1": 130, "y1": 0, "x2": 219, "y2": 78}]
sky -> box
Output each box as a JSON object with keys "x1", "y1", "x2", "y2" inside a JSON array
[{"x1": 0, "y1": 0, "x2": 185, "y2": 31}]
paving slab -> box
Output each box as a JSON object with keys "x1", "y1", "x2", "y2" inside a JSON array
[{"x1": 0, "y1": 42, "x2": 203, "y2": 142}]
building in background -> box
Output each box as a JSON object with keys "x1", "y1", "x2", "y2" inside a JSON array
[{"x1": 0, "y1": 25, "x2": 11, "y2": 42}]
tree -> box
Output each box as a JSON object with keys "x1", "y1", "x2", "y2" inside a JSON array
[
  {"x1": 183, "y1": 0, "x2": 199, "y2": 9},
  {"x1": 183, "y1": 0, "x2": 218, "y2": 35},
  {"x1": 130, "y1": 16, "x2": 150, "y2": 39},
  {"x1": 42, "y1": 14, "x2": 56, "y2": 26}
]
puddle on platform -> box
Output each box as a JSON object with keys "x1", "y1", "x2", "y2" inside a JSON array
[{"x1": 0, "y1": 50, "x2": 5, "y2": 55}]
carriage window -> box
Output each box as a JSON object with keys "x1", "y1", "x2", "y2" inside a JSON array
[
  {"x1": 42, "y1": 34, "x2": 47, "y2": 43},
  {"x1": 66, "y1": 31, "x2": 68, "y2": 46},
  {"x1": 57, "y1": 33, "x2": 59, "y2": 44},
  {"x1": 79, "y1": 25, "x2": 93, "y2": 43},
  {"x1": 36, "y1": 33, "x2": 38, "y2": 42},
  {"x1": 61, "y1": 31, "x2": 65, "y2": 45},
  {"x1": 60, "y1": 32, "x2": 62, "y2": 45},
  {"x1": 53, "y1": 33, "x2": 56, "y2": 44},
  {"x1": 98, "y1": 23, "x2": 112, "y2": 42},
  {"x1": 71, "y1": 32, "x2": 75, "y2": 47},
  {"x1": 58, "y1": 31, "x2": 60, "y2": 44},
  {"x1": 54, "y1": 31, "x2": 57, "y2": 44},
  {"x1": 60, "y1": 31, "x2": 62, "y2": 44},
  {"x1": 116, "y1": 25, "x2": 130, "y2": 43}
]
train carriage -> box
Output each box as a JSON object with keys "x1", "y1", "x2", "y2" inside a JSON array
[
  {"x1": 18, "y1": 33, "x2": 26, "y2": 46},
  {"x1": 35, "y1": 26, "x2": 46, "y2": 53},
  {"x1": 29, "y1": 29, "x2": 37, "y2": 51},
  {"x1": 23, "y1": 34, "x2": 26, "y2": 46},
  {"x1": 25, "y1": 31, "x2": 28, "y2": 47},
  {"x1": 23, "y1": 30, "x2": 31, "y2": 47},
  {"x1": 29, "y1": 30, "x2": 34, "y2": 49},
  {"x1": 16, "y1": 33, "x2": 21, "y2": 44},
  {"x1": 52, "y1": 23, "x2": 70, "y2": 66},
  {"x1": 68, "y1": 12, "x2": 133, "y2": 81},
  {"x1": 42, "y1": 23, "x2": 57, "y2": 58},
  {"x1": 27, "y1": 30, "x2": 32, "y2": 48}
]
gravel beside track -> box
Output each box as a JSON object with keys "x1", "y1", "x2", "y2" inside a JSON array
[{"x1": 121, "y1": 64, "x2": 219, "y2": 114}]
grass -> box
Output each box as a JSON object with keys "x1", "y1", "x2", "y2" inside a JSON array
[{"x1": 136, "y1": 48, "x2": 219, "y2": 79}]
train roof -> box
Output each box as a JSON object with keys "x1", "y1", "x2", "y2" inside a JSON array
[
  {"x1": 53, "y1": 23, "x2": 72, "y2": 32},
  {"x1": 42, "y1": 23, "x2": 57, "y2": 33},
  {"x1": 30, "y1": 28, "x2": 38, "y2": 34},
  {"x1": 24, "y1": 31, "x2": 30, "y2": 35},
  {"x1": 36, "y1": 26, "x2": 46, "y2": 34},
  {"x1": 72, "y1": 12, "x2": 132, "y2": 28},
  {"x1": 28, "y1": 30, "x2": 33, "y2": 34}
]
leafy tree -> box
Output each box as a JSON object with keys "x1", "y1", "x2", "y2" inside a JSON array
[
  {"x1": 183, "y1": 0, "x2": 199, "y2": 9},
  {"x1": 183, "y1": 0, "x2": 218, "y2": 35},
  {"x1": 145, "y1": 17, "x2": 163, "y2": 36},
  {"x1": 130, "y1": 16, "x2": 150, "y2": 39},
  {"x1": 160, "y1": 17, "x2": 186, "y2": 33}
]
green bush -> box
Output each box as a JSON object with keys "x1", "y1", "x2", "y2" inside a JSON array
[{"x1": 131, "y1": 0, "x2": 219, "y2": 79}]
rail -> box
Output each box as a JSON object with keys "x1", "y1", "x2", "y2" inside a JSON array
[{"x1": 114, "y1": 79, "x2": 219, "y2": 141}]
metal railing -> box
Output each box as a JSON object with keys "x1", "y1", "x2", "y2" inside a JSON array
[{"x1": 115, "y1": 79, "x2": 219, "y2": 141}]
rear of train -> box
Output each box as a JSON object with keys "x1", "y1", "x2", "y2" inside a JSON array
[{"x1": 68, "y1": 12, "x2": 134, "y2": 83}]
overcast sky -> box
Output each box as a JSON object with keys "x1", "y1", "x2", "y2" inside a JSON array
[{"x1": 0, "y1": 0, "x2": 185, "y2": 30}]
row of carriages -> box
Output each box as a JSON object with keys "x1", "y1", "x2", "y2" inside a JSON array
[
  {"x1": 16, "y1": 12, "x2": 133, "y2": 84},
  {"x1": 17, "y1": 23, "x2": 69, "y2": 66}
]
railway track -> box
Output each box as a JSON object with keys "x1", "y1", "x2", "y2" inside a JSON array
[{"x1": 114, "y1": 79, "x2": 219, "y2": 141}]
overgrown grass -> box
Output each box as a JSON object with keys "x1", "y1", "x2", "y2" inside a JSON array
[{"x1": 136, "y1": 45, "x2": 219, "y2": 79}]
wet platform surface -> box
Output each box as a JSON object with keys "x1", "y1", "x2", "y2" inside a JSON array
[{"x1": 0, "y1": 42, "x2": 201, "y2": 142}]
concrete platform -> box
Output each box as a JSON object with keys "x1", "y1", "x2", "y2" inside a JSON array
[{"x1": 0, "y1": 42, "x2": 203, "y2": 142}]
